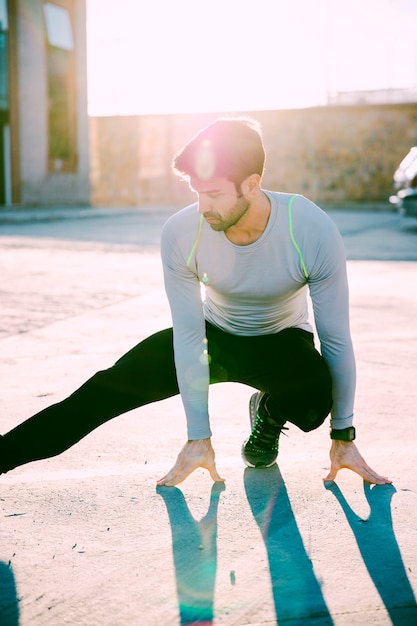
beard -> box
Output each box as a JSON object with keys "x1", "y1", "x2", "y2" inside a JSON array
[{"x1": 204, "y1": 194, "x2": 250, "y2": 232}]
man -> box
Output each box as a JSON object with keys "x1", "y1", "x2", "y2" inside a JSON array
[{"x1": 0, "y1": 118, "x2": 390, "y2": 487}]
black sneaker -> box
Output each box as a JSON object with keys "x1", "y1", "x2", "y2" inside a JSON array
[{"x1": 241, "y1": 392, "x2": 287, "y2": 468}]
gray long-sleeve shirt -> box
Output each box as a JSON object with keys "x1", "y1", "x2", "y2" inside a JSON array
[{"x1": 161, "y1": 191, "x2": 355, "y2": 440}]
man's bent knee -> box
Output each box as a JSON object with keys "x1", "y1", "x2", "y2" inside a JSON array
[{"x1": 287, "y1": 404, "x2": 332, "y2": 432}]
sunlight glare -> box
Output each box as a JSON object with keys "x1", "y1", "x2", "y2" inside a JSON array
[{"x1": 87, "y1": 0, "x2": 417, "y2": 116}]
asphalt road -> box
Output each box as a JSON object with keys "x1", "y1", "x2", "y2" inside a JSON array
[
  {"x1": 1, "y1": 205, "x2": 416, "y2": 340},
  {"x1": 1, "y1": 203, "x2": 416, "y2": 625},
  {"x1": 327, "y1": 209, "x2": 417, "y2": 261},
  {"x1": 0, "y1": 204, "x2": 416, "y2": 260}
]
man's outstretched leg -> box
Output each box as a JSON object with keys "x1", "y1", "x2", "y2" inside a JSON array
[{"x1": 0, "y1": 328, "x2": 179, "y2": 474}]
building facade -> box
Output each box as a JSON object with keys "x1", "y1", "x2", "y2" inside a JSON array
[
  {"x1": 90, "y1": 103, "x2": 417, "y2": 208},
  {"x1": 1, "y1": 0, "x2": 89, "y2": 206}
]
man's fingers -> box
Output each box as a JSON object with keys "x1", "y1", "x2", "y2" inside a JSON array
[
  {"x1": 157, "y1": 467, "x2": 191, "y2": 487},
  {"x1": 157, "y1": 462, "x2": 182, "y2": 486},
  {"x1": 348, "y1": 456, "x2": 392, "y2": 484},
  {"x1": 323, "y1": 459, "x2": 392, "y2": 485},
  {"x1": 158, "y1": 461, "x2": 225, "y2": 487},
  {"x1": 323, "y1": 466, "x2": 338, "y2": 482},
  {"x1": 353, "y1": 465, "x2": 392, "y2": 485},
  {"x1": 207, "y1": 465, "x2": 225, "y2": 483},
  {"x1": 200, "y1": 453, "x2": 225, "y2": 483},
  {"x1": 157, "y1": 438, "x2": 225, "y2": 487},
  {"x1": 158, "y1": 473, "x2": 188, "y2": 487},
  {"x1": 157, "y1": 461, "x2": 193, "y2": 487},
  {"x1": 326, "y1": 441, "x2": 392, "y2": 485},
  {"x1": 201, "y1": 445, "x2": 225, "y2": 483}
]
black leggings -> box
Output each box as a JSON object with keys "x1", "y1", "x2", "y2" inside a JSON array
[{"x1": 1, "y1": 323, "x2": 332, "y2": 473}]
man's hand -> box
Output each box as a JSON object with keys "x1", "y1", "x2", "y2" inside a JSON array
[
  {"x1": 323, "y1": 440, "x2": 391, "y2": 485},
  {"x1": 157, "y1": 438, "x2": 225, "y2": 487}
]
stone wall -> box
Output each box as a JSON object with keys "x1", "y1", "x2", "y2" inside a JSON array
[{"x1": 89, "y1": 103, "x2": 417, "y2": 208}]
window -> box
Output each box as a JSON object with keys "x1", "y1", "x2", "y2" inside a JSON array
[{"x1": 43, "y1": 2, "x2": 77, "y2": 172}]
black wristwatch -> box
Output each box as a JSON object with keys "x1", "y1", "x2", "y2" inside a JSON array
[{"x1": 330, "y1": 426, "x2": 356, "y2": 441}]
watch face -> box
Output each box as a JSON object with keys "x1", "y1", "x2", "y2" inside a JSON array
[{"x1": 346, "y1": 427, "x2": 356, "y2": 441}]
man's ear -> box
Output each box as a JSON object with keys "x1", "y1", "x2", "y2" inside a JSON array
[{"x1": 241, "y1": 174, "x2": 261, "y2": 197}]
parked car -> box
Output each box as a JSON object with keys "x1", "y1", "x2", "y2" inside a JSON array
[{"x1": 389, "y1": 146, "x2": 417, "y2": 217}]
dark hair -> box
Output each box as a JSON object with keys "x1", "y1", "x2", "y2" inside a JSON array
[{"x1": 172, "y1": 117, "x2": 266, "y2": 187}]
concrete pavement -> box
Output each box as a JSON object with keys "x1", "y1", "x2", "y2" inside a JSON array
[{"x1": 0, "y1": 206, "x2": 417, "y2": 625}]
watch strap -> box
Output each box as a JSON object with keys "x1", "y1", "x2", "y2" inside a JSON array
[{"x1": 330, "y1": 426, "x2": 356, "y2": 441}]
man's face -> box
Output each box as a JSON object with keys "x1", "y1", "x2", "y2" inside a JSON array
[{"x1": 190, "y1": 177, "x2": 250, "y2": 232}]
